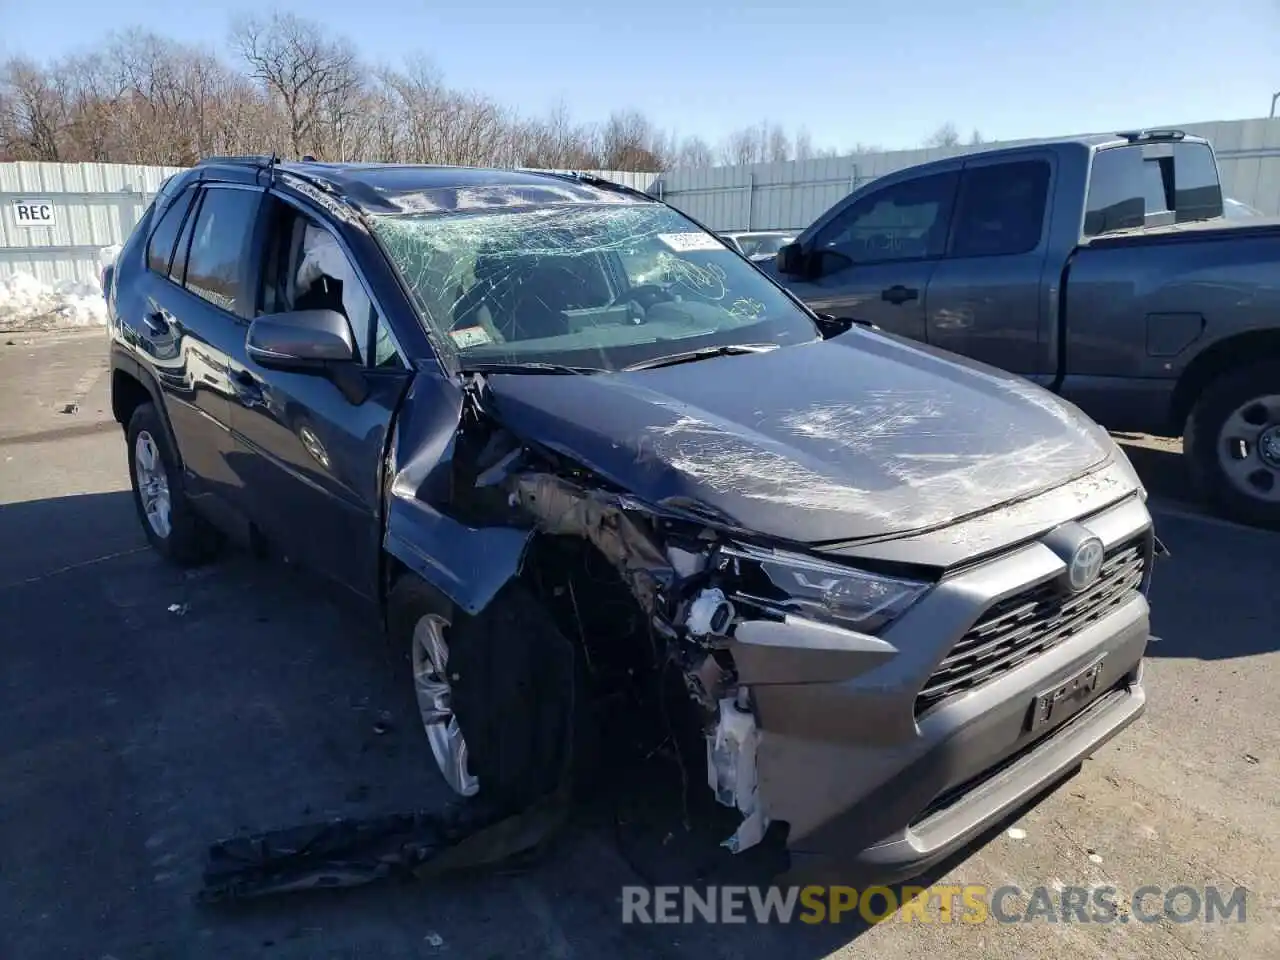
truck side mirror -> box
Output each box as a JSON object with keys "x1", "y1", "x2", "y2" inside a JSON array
[{"x1": 775, "y1": 242, "x2": 806, "y2": 276}]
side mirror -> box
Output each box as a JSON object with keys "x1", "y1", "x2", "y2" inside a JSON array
[
  {"x1": 775, "y1": 242, "x2": 806, "y2": 275},
  {"x1": 246, "y1": 309, "x2": 355, "y2": 371}
]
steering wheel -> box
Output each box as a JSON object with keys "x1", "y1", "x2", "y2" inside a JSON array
[{"x1": 613, "y1": 283, "x2": 674, "y2": 311}]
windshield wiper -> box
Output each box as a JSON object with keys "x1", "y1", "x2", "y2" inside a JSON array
[
  {"x1": 461, "y1": 361, "x2": 600, "y2": 376},
  {"x1": 623, "y1": 343, "x2": 779, "y2": 372}
]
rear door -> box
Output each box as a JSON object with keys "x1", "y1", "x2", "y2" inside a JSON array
[
  {"x1": 226, "y1": 192, "x2": 412, "y2": 600},
  {"x1": 780, "y1": 170, "x2": 960, "y2": 340},
  {"x1": 925, "y1": 152, "x2": 1055, "y2": 376},
  {"x1": 132, "y1": 181, "x2": 263, "y2": 506}
]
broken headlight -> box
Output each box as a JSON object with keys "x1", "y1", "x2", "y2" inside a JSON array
[{"x1": 719, "y1": 544, "x2": 929, "y2": 634}]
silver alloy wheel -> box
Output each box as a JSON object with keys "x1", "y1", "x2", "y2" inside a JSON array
[
  {"x1": 411, "y1": 613, "x2": 480, "y2": 797},
  {"x1": 1218, "y1": 393, "x2": 1280, "y2": 503},
  {"x1": 134, "y1": 429, "x2": 172, "y2": 539}
]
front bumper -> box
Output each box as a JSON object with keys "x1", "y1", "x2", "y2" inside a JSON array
[{"x1": 727, "y1": 493, "x2": 1153, "y2": 884}]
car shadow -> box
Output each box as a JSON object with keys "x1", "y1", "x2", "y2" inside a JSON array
[
  {"x1": 3, "y1": 483, "x2": 1264, "y2": 957},
  {"x1": 2, "y1": 489, "x2": 1068, "y2": 958},
  {"x1": 1113, "y1": 435, "x2": 1193, "y2": 505}
]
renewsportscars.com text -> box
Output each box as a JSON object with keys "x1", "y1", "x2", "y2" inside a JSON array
[{"x1": 620, "y1": 884, "x2": 1249, "y2": 925}]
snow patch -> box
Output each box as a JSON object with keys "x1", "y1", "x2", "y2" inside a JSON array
[{"x1": 0, "y1": 245, "x2": 117, "y2": 330}]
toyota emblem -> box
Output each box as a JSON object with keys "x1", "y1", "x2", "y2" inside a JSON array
[{"x1": 1067, "y1": 537, "x2": 1105, "y2": 593}]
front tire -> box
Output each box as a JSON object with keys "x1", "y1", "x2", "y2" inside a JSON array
[
  {"x1": 1184, "y1": 359, "x2": 1280, "y2": 529},
  {"x1": 388, "y1": 576, "x2": 578, "y2": 810},
  {"x1": 126, "y1": 403, "x2": 220, "y2": 565}
]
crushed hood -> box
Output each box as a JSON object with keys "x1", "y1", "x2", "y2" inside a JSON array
[{"x1": 483, "y1": 331, "x2": 1116, "y2": 545}]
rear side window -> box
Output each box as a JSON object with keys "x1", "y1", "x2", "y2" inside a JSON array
[
  {"x1": 1172, "y1": 143, "x2": 1222, "y2": 222},
  {"x1": 146, "y1": 187, "x2": 196, "y2": 276},
  {"x1": 816, "y1": 171, "x2": 959, "y2": 263},
  {"x1": 1084, "y1": 142, "x2": 1223, "y2": 236},
  {"x1": 183, "y1": 187, "x2": 261, "y2": 314},
  {"x1": 949, "y1": 160, "x2": 1050, "y2": 257}
]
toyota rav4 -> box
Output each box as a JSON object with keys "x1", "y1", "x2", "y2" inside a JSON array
[{"x1": 108, "y1": 157, "x2": 1155, "y2": 882}]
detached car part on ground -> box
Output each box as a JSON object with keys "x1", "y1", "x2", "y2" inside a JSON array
[{"x1": 107, "y1": 159, "x2": 1158, "y2": 896}]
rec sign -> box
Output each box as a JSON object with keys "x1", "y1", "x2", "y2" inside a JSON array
[{"x1": 11, "y1": 200, "x2": 56, "y2": 227}]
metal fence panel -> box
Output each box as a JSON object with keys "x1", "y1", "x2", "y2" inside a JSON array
[
  {"x1": 1, "y1": 161, "x2": 187, "y2": 284},
  {"x1": 5, "y1": 124, "x2": 1279, "y2": 284},
  {"x1": 652, "y1": 117, "x2": 1280, "y2": 229}
]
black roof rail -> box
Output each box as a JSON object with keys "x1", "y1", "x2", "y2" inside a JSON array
[
  {"x1": 197, "y1": 154, "x2": 279, "y2": 168},
  {"x1": 1115, "y1": 129, "x2": 1187, "y2": 143},
  {"x1": 197, "y1": 153, "x2": 282, "y2": 187},
  {"x1": 533, "y1": 169, "x2": 656, "y2": 201}
]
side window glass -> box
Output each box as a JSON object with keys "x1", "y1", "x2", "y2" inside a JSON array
[
  {"x1": 950, "y1": 160, "x2": 1050, "y2": 258},
  {"x1": 170, "y1": 191, "x2": 202, "y2": 284},
  {"x1": 1084, "y1": 145, "x2": 1150, "y2": 236},
  {"x1": 294, "y1": 222, "x2": 373, "y2": 364},
  {"x1": 146, "y1": 187, "x2": 196, "y2": 276},
  {"x1": 816, "y1": 172, "x2": 959, "y2": 264},
  {"x1": 185, "y1": 188, "x2": 261, "y2": 314},
  {"x1": 1172, "y1": 143, "x2": 1223, "y2": 222},
  {"x1": 372, "y1": 316, "x2": 404, "y2": 369}
]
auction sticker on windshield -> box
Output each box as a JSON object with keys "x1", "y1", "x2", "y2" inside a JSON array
[
  {"x1": 449, "y1": 326, "x2": 494, "y2": 348},
  {"x1": 658, "y1": 233, "x2": 726, "y2": 252}
]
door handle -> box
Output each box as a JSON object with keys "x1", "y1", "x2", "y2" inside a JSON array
[
  {"x1": 232, "y1": 369, "x2": 265, "y2": 406},
  {"x1": 881, "y1": 285, "x2": 919, "y2": 305}
]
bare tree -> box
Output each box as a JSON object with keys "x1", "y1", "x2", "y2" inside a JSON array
[
  {"x1": 0, "y1": 15, "x2": 849, "y2": 172},
  {"x1": 1, "y1": 58, "x2": 68, "y2": 160},
  {"x1": 231, "y1": 13, "x2": 361, "y2": 158},
  {"x1": 923, "y1": 122, "x2": 961, "y2": 148},
  {"x1": 599, "y1": 109, "x2": 665, "y2": 171}
]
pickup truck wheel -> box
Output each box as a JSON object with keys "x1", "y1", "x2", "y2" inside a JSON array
[
  {"x1": 126, "y1": 403, "x2": 221, "y2": 565},
  {"x1": 1185, "y1": 361, "x2": 1280, "y2": 529},
  {"x1": 388, "y1": 576, "x2": 578, "y2": 810}
]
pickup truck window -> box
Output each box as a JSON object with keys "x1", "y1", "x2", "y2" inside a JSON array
[
  {"x1": 949, "y1": 160, "x2": 1050, "y2": 257},
  {"x1": 1084, "y1": 141, "x2": 1223, "y2": 236},
  {"x1": 183, "y1": 187, "x2": 261, "y2": 315},
  {"x1": 816, "y1": 171, "x2": 958, "y2": 264},
  {"x1": 146, "y1": 186, "x2": 196, "y2": 278}
]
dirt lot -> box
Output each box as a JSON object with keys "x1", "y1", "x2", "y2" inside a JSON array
[{"x1": 1, "y1": 330, "x2": 1277, "y2": 959}]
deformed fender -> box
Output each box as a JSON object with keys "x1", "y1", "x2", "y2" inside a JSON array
[
  {"x1": 385, "y1": 502, "x2": 531, "y2": 616},
  {"x1": 381, "y1": 371, "x2": 533, "y2": 615}
]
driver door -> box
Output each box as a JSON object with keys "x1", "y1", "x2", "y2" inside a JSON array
[
  {"x1": 226, "y1": 192, "x2": 412, "y2": 600},
  {"x1": 782, "y1": 169, "x2": 960, "y2": 342}
]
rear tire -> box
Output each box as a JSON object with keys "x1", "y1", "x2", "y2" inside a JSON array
[
  {"x1": 388, "y1": 575, "x2": 579, "y2": 811},
  {"x1": 1184, "y1": 359, "x2": 1280, "y2": 529},
  {"x1": 126, "y1": 403, "x2": 221, "y2": 565}
]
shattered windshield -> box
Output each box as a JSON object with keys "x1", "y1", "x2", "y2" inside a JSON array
[{"x1": 370, "y1": 202, "x2": 820, "y2": 371}]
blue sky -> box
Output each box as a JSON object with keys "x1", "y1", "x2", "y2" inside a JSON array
[{"x1": 3, "y1": 0, "x2": 1277, "y2": 150}]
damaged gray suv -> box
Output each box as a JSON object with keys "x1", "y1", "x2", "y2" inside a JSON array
[{"x1": 108, "y1": 157, "x2": 1155, "y2": 883}]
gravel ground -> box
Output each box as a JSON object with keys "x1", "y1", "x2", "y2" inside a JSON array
[{"x1": 1, "y1": 330, "x2": 1276, "y2": 959}]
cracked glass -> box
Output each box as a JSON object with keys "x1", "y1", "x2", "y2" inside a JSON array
[{"x1": 370, "y1": 200, "x2": 820, "y2": 371}]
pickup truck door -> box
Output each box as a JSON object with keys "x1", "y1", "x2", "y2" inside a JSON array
[
  {"x1": 227, "y1": 195, "x2": 413, "y2": 601},
  {"x1": 778, "y1": 169, "x2": 961, "y2": 341},
  {"x1": 925, "y1": 152, "x2": 1056, "y2": 378}
]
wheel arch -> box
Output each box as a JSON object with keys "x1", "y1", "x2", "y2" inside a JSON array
[
  {"x1": 110, "y1": 351, "x2": 185, "y2": 471},
  {"x1": 1171, "y1": 329, "x2": 1280, "y2": 433}
]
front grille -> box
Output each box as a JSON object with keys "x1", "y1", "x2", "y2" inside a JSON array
[{"x1": 914, "y1": 537, "x2": 1147, "y2": 718}]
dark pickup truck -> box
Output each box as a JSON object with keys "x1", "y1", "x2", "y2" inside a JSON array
[{"x1": 763, "y1": 130, "x2": 1280, "y2": 528}]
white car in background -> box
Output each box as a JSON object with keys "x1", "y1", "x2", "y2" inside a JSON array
[{"x1": 721, "y1": 230, "x2": 797, "y2": 262}]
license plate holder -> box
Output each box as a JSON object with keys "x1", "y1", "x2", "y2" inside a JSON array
[{"x1": 1027, "y1": 656, "x2": 1106, "y2": 733}]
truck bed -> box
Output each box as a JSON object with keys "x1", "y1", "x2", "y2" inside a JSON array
[{"x1": 1081, "y1": 217, "x2": 1280, "y2": 249}]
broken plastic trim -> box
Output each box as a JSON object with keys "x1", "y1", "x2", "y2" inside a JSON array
[{"x1": 197, "y1": 788, "x2": 569, "y2": 903}]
